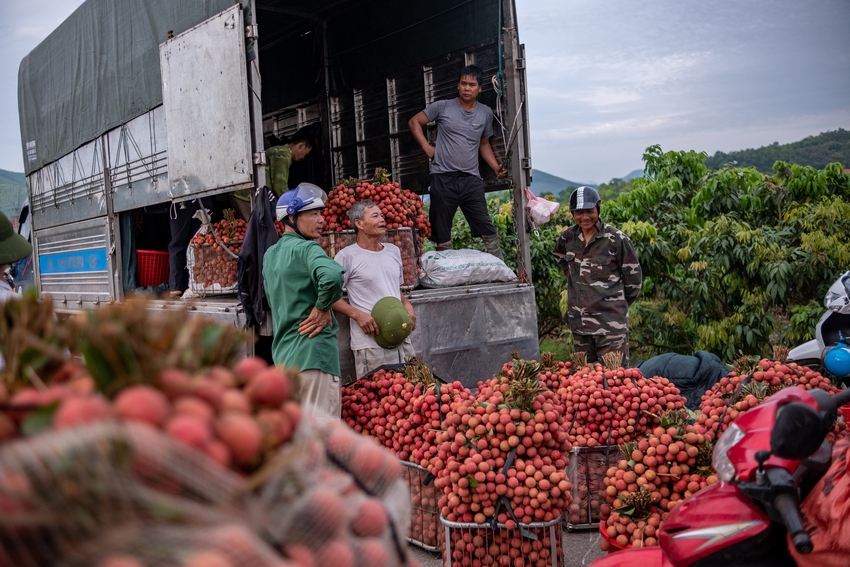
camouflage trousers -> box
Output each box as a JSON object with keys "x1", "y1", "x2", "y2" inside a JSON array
[{"x1": 573, "y1": 333, "x2": 630, "y2": 367}]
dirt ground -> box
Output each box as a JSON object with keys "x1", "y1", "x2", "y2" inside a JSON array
[{"x1": 408, "y1": 526, "x2": 607, "y2": 567}]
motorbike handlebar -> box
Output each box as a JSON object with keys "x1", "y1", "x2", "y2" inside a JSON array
[
  {"x1": 830, "y1": 387, "x2": 850, "y2": 411},
  {"x1": 774, "y1": 493, "x2": 812, "y2": 554}
]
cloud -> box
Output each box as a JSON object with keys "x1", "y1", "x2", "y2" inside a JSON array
[{"x1": 536, "y1": 112, "x2": 692, "y2": 141}]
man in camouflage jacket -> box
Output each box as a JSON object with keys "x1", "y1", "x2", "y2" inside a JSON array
[{"x1": 552, "y1": 186, "x2": 642, "y2": 365}]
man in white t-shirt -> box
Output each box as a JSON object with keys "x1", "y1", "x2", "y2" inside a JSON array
[{"x1": 332, "y1": 200, "x2": 417, "y2": 378}]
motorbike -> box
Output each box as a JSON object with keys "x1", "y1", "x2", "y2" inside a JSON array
[
  {"x1": 787, "y1": 270, "x2": 850, "y2": 386},
  {"x1": 590, "y1": 378, "x2": 850, "y2": 566}
]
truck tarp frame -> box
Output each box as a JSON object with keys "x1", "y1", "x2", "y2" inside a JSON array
[
  {"x1": 17, "y1": 0, "x2": 248, "y2": 176},
  {"x1": 19, "y1": 0, "x2": 499, "y2": 176}
]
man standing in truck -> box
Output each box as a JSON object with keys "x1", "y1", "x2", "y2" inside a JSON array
[
  {"x1": 229, "y1": 127, "x2": 314, "y2": 220},
  {"x1": 332, "y1": 200, "x2": 417, "y2": 378},
  {"x1": 553, "y1": 186, "x2": 642, "y2": 366},
  {"x1": 408, "y1": 65, "x2": 507, "y2": 260},
  {"x1": 263, "y1": 183, "x2": 345, "y2": 423}
]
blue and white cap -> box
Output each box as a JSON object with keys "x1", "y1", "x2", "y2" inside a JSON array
[
  {"x1": 276, "y1": 183, "x2": 327, "y2": 221},
  {"x1": 569, "y1": 186, "x2": 601, "y2": 211}
]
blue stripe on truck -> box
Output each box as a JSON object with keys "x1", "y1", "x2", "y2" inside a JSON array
[{"x1": 39, "y1": 249, "x2": 109, "y2": 274}]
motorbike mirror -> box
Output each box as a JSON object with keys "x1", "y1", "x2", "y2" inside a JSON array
[{"x1": 770, "y1": 402, "x2": 826, "y2": 460}]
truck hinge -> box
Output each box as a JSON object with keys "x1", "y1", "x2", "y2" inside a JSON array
[
  {"x1": 245, "y1": 24, "x2": 258, "y2": 40},
  {"x1": 253, "y1": 152, "x2": 267, "y2": 166},
  {"x1": 516, "y1": 57, "x2": 526, "y2": 70},
  {"x1": 521, "y1": 157, "x2": 532, "y2": 171}
]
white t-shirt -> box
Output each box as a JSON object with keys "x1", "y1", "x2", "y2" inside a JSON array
[{"x1": 334, "y1": 242, "x2": 408, "y2": 350}]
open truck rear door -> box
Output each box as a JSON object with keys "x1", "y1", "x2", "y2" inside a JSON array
[{"x1": 159, "y1": 4, "x2": 255, "y2": 200}]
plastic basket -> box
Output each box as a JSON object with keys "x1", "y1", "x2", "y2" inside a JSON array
[
  {"x1": 841, "y1": 404, "x2": 850, "y2": 423},
  {"x1": 401, "y1": 461, "x2": 442, "y2": 552},
  {"x1": 136, "y1": 249, "x2": 170, "y2": 287},
  {"x1": 599, "y1": 519, "x2": 632, "y2": 554},
  {"x1": 187, "y1": 240, "x2": 242, "y2": 296},
  {"x1": 440, "y1": 515, "x2": 562, "y2": 567},
  {"x1": 565, "y1": 445, "x2": 620, "y2": 530}
]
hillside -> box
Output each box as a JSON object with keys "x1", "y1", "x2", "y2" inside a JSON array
[
  {"x1": 529, "y1": 169, "x2": 594, "y2": 196},
  {"x1": 705, "y1": 129, "x2": 850, "y2": 172},
  {"x1": 0, "y1": 169, "x2": 27, "y2": 222}
]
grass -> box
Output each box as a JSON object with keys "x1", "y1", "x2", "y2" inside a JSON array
[{"x1": 539, "y1": 336, "x2": 572, "y2": 362}]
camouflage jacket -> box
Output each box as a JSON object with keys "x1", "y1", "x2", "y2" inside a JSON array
[{"x1": 552, "y1": 220, "x2": 642, "y2": 336}]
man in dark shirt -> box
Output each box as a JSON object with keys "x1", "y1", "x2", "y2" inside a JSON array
[{"x1": 408, "y1": 65, "x2": 507, "y2": 259}]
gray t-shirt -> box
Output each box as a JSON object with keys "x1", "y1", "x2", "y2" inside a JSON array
[
  {"x1": 424, "y1": 98, "x2": 495, "y2": 177},
  {"x1": 334, "y1": 242, "x2": 409, "y2": 351}
]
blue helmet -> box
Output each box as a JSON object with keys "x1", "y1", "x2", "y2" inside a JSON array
[
  {"x1": 824, "y1": 343, "x2": 850, "y2": 378},
  {"x1": 276, "y1": 183, "x2": 327, "y2": 220}
]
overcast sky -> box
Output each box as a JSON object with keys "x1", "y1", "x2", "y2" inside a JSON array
[{"x1": 1, "y1": 0, "x2": 848, "y2": 183}]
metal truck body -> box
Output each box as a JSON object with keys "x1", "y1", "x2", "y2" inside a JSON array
[{"x1": 17, "y1": 0, "x2": 539, "y2": 387}]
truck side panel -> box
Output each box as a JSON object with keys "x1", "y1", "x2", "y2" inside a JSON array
[
  {"x1": 34, "y1": 217, "x2": 117, "y2": 307},
  {"x1": 337, "y1": 283, "x2": 539, "y2": 387},
  {"x1": 107, "y1": 106, "x2": 170, "y2": 213},
  {"x1": 28, "y1": 138, "x2": 105, "y2": 231}
]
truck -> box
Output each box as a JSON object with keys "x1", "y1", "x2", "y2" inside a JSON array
[{"x1": 17, "y1": 0, "x2": 539, "y2": 388}]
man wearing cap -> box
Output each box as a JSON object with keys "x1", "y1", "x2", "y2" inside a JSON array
[
  {"x1": 0, "y1": 211, "x2": 33, "y2": 303},
  {"x1": 332, "y1": 200, "x2": 416, "y2": 378},
  {"x1": 263, "y1": 183, "x2": 346, "y2": 423},
  {"x1": 553, "y1": 186, "x2": 642, "y2": 366}
]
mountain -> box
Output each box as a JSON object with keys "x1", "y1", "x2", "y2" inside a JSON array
[
  {"x1": 0, "y1": 169, "x2": 27, "y2": 223},
  {"x1": 623, "y1": 169, "x2": 643, "y2": 181},
  {"x1": 705, "y1": 129, "x2": 850, "y2": 173},
  {"x1": 529, "y1": 169, "x2": 595, "y2": 196}
]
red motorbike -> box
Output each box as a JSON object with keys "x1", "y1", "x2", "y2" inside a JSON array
[{"x1": 590, "y1": 384, "x2": 850, "y2": 567}]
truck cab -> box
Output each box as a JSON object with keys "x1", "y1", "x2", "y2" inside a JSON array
[{"x1": 17, "y1": 0, "x2": 539, "y2": 387}]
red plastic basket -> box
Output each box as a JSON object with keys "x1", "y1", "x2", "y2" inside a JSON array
[
  {"x1": 137, "y1": 249, "x2": 170, "y2": 287},
  {"x1": 841, "y1": 405, "x2": 850, "y2": 423}
]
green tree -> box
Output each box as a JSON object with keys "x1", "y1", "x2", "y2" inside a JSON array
[{"x1": 607, "y1": 146, "x2": 850, "y2": 362}]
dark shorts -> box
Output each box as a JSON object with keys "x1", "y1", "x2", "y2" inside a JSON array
[
  {"x1": 429, "y1": 172, "x2": 496, "y2": 243},
  {"x1": 573, "y1": 333, "x2": 630, "y2": 367}
]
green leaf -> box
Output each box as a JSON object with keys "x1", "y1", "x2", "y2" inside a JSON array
[
  {"x1": 20, "y1": 403, "x2": 59, "y2": 436},
  {"x1": 467, "y1": 475, "x2": 479, "y2": 488}
]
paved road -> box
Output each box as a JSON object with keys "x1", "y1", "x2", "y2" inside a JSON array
[{"x1": 408, "y1": 526, "x2": 607, "y2": 567}]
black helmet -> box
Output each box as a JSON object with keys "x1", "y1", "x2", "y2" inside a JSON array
[{"x1": 569, "y1": 186, "x2": 601, "y2": 211}]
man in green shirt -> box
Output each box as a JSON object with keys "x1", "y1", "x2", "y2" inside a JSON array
[
  {"x1": 263, "y1": 183, "x2": 345, "y2": 423},
  {"x1": 230, "y1": 130, "x2": 313, "y2": 220}
]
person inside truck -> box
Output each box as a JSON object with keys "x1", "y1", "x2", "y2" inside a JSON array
[
  {"x1": 263, "y1": 183, "x2": 345, "y2": 424},
  {"x1": 229, "y1": 127, "x2": 314, "y2": 221},
  {"x1": 408, "y1": 64, "x2": 507, "y2": 260},
  {"x1": 552, "y1": 186, "x2": 643, "y2": 366},
  {"x1": 331, "y1": 200, "x2": 417, "y2": 378},
  {"x1": 167, "y1": 197, "x2": 212, "y2": 298}
]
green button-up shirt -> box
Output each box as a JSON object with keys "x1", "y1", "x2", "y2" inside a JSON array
[
  {"x1": 234, "y1": 144, "x2": 293, "y2": 201},
  {"x1": 263, "y1": 232, "x2": 345, "y2": 375}
]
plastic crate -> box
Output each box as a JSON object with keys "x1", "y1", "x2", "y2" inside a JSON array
[
  {"x1": 136, "y1": 249, "x2": 169, "y2": 287},
  {"x1": 319, "y1": 227, "x2": 420, "y2": 290},
  {"x1": 440, "y1": 516, "x2": 562, "y2": 567},
  {"x1": 401, "y1": 461, "x2": 442, "y2": 552},
  {"x1": 565, "y1": 445, "x2": 621, "y2": 530},
  {"x1": 841, "y1": 404, "x2": 850, "y2": 423}
]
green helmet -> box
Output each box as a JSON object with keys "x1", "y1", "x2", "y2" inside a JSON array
[{"x1": 371, "y1": 296, "x2": 412, "y2": 348}]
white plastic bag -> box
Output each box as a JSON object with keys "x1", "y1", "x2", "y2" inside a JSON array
[
  {"x1": 419, "y1": 249, "x2": 516, "y2": 288},
  {"x1": 525, "y1": 188, "x2": 560, "y2": 225}
]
